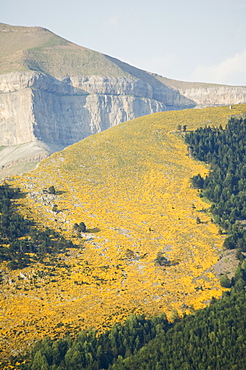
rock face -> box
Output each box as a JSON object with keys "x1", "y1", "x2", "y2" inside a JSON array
[
  {"x1": 0, "y1": 70, "x2": 194, "y2": 147},
  {"x1": 155, "y1": 76, "x2": 246, "y2": 107},
  {"x1": 178, "y1": 86, "x2": 246, "y2": 107}
]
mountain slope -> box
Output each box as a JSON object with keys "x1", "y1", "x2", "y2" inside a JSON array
[
  {"x1": 1, "y1": 23, "x2": 246, "y2": 178},
  {"x1": 0, "y1": 23, "x2": 129, "y2": 77},
  {"x1": 2, "y1": 104, "x2": 245, "y2": 358}
]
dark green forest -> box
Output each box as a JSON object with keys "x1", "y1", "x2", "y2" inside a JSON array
[
  {"x1": 0, "y1": 183, "x2": 74, "y2": 269},
  {"x1": 9, "y1": 278, "x2": 246, "y2": 370},
  {"x1": 185, "y1": 114, "x2": 246, "y2": 252},
  {"x1": 109, "y1": 289, "x2": 246, "y2": 370}
]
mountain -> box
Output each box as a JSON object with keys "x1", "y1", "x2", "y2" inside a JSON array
[
  {"x1": 0, "y1": 23, "x2": 193, "y2": 144},
  {"x1": 2, "y1": 104, "x2": 246, "y2": 359},
  {"x1": 1, "y1": 23, "x2": 246, "y2": 177}
]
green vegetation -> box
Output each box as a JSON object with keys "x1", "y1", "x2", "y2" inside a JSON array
[
  {"x1": 0, "y1": 23, "x2": 132, "y2": 77},
  {"x1": 154, "y1": 252, "x2": 170, "y2": 266},
  {"x1": 0, "y1": 183, "x2": 74, "y2": 269},
  {"x1": 9, "y1": 271, "x2": 246, "y2": 369},
  {"x1": 109, "y1": 290, "x2": 246, "y2": 370},
  {"x1": 11, "y1": 314, "x2": 169, "y2": 369},
  {"x1": 74, "y1": 222, "x2": 87, "y2": 234},
  {"x1": 48, "y1": 186, "x2": 56, "y2": 195},
  {"x1": 185, "y1": 114, "x2": 246, "y2": 252},
  {"x1": 219, "y1": 273, "x2": 231, "y2": 288}
]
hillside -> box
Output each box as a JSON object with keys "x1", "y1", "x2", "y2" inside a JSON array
[
  {"x1": 1, "y1": 23, "x2": 246, "y2": 178},
  {"x1": 1, "y1": 104, "x2": 246, "y2": 359},
  {"x1": 0, "y1": 23, "x2": 130, "y2": 77},
  {"x1": 12, "y1": 290, "x2": 246, "y2": 369}
]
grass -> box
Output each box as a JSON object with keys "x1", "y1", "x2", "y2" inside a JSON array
[
  {"x1": 0, "y1": 23, "x2": 132, "y2": 77},
  {"x1": 1, "y1": 104, "x2": 246, "y2": 359}
]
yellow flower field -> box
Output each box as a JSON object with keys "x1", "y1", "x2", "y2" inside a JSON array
[{"x1": 1, "y1": 104, "x2": 246, "y2": 359}]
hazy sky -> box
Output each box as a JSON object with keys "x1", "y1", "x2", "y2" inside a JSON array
[{"x1": 1, "y1": 0, "x2": 246, "y2": 85}]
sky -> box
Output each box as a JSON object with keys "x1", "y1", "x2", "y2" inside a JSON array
[{"x1": 1, "y1": 0, "x2": 246, "y2": 86}]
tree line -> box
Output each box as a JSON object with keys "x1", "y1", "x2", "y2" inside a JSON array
[
  {"x1": 185, "y1": 114, "x2": 246, "y2": 252},
  {"x1": 9, "y1": 259, "x2": 246, "y2": 369},
  {"x1": 0, "y1": 183, "x2": 74, "y2": 270}
]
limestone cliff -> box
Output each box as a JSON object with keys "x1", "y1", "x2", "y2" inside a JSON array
[
  {"x1": 177, "y1": 86, "x2": 246, "y2": 107},
  {"x1": 0, "y1": 70, "x2": 194, "y2": 148},
  {"x1": 155, "y1": 76, "x2": 246, "y2": 107}
]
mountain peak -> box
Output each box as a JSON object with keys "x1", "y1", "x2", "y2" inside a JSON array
[{"x1": 0, "y1": 23, "x2": 129, "y2": 77}]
